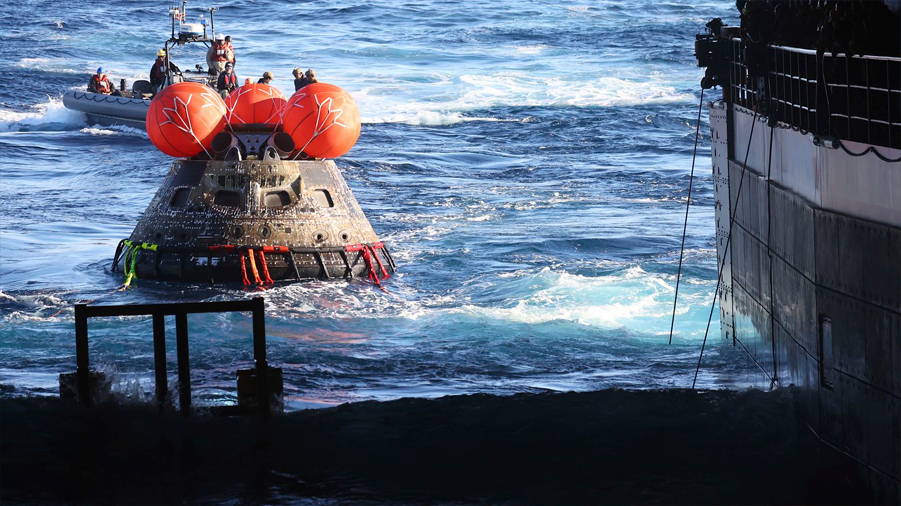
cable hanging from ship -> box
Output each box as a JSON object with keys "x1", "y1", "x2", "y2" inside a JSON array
[
  {"x1": 667, "y1": 87, "x2": 705, "y2": 346},
  {"x1": 692, "y1": 106, "x2": 762, "y2": 390}
]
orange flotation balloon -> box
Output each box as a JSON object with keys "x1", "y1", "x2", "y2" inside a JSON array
[
  {"x1": 225, "y1": 83, "x2": 287, "y2": 126},
  {"x1": 282, "y1": 83, "x2": 361, "y2": 159},
  {"x1": 146, "y1": 82, "x2": 227, "y2": 158}
]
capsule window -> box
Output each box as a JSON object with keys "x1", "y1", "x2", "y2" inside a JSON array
[
  {"x1": 169, "y1": 188, "x2": 191, "y2": 208},
  {"x1": 264, "y1": 191, "x2": 291, "y2": 208},
  {"x1": 213, "y1": 190, "x2": 243, "y2": 208},
  {"x1": 312, "y1": 189, "x2": 334, "y2": 208}
]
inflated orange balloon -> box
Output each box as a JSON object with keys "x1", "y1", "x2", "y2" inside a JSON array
[
  {"x1": 282, "y1": 83, "x2": 361, "y2": 159},
  {"x1": 225, "y1": 83, "x2": 287, "y2": 126},
  {"x1": 146, "y1": 82, "x2": 227, "y2": 158}
]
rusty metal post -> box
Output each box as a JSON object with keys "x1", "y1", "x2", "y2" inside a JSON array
[
  {"x1": 74, "y1": 303, "x2": 91, "y2": 408},
  {"x1": 152, "y1": 313, "x2": 168, "y2": 409},
  {"x1": 175, "y1": 311, "x2": 190, "y2": 415},
  {"x1": 251, "y1": 297, "x2": 269, "y2": 415}
]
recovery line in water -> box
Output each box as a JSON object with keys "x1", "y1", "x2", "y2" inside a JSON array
[{"x1": 668, "y1": 86, "x2": 705, "y2": 346}]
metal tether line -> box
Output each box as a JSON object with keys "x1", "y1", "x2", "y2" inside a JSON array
[
  {"x1": 668, "y1": 86, "x2": 705, "y2": 345},
  {"x1": 692, "y1": 106, "x2": 759, "y2": 390}
]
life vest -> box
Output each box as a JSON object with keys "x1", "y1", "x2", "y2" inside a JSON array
[
  {"x1": 220, "y1": 72, "x2": 237, "y2": 89},
  {"x1": 91, "y1": 74, "x2": 111, "y2": 93},
  {"x1": 224, "y1": 42, "x2": 235, "y2": 63},
  {"x1": 213, "y1": 41, "x2": 232, "y2": 62}
]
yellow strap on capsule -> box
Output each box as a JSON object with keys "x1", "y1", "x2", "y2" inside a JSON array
[{"x1": 122, "y1": 240, "x2": 138, "y2": 288}]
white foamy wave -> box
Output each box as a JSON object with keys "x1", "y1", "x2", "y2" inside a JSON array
[
  {"x1": 15, "y1": 57, "x2": 83, "y2": 75},
  {"x1": 1, "y1": 292, "x2": 69, "y2": 322},
  {"x1": 262, "y1": 277, "x2": 430, "y2": 323},
  {"x1": 367, "y1": 112, "x2": 520, "y2": 126},
  {"x1": 458, "y1": 74, "x2": 692, "y2": 108},
  {"x1": 512, "y1": 44, "x2": 549, "y2": 55},
  {"x1": 353, "y1": 72, "x2": 693, "y2": 125},
  {"x1": 79, "y1": 124, "x2": 147, "y2": 138},
  {"x1": 451, "y1": 266, "x2": 712, "y2": 336},
  {"x1": 0, "y1": 98, "x2": 85, "y2": 133}
]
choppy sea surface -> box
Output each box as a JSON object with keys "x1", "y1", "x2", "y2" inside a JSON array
[{"x1": 0, "y1": 0, "x2": 757, "y2": 410}]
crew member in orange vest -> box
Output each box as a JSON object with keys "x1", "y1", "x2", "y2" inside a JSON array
[
  {"x1": 88, "y1": 67, "x2": 113, "y2": 95},
  {"x1": 208, "y1": 33, "x2": 235, "y2": 74},
  {"x1": 224, "y1": 35, "x2": 236, "y2": 67}
]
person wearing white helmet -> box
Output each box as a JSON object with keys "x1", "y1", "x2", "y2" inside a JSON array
[{"x1": 207, "y1": 33, "x2": 234, "y2": 74}]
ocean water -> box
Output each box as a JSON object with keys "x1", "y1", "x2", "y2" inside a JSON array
[{"x1": 0, "y1": 0, "x2": 754, "y2": 410}]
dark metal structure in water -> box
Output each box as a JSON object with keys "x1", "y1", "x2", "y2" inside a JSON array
[
  {"x1": 113, "y1": 126, "x2": 394, "y2": 285},
  {"x1": 60, "y1": 297, "x2": 281, "y2": 415}
]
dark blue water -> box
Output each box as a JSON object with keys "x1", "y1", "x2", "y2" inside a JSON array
[{"x1": 0, "y1": 0, "x2": 754, "y2": 409}]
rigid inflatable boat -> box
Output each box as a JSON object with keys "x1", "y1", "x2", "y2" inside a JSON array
[{"x1": 62, "y1": 91, "x2": 151, "y2": 130}]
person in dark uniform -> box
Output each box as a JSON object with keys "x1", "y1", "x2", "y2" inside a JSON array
[
  {"x1": 258, "y1": 71, "x2": 274, "y2": 85},
  {"x1": 292, "y1": 68, "x2": 308, "y2": 91},
  {"x1": 217, "y1": 62, "x2": 238, "y2": 99},
  {"x1": 149, "y1": 49, "x2": 180, "y2": 91}
]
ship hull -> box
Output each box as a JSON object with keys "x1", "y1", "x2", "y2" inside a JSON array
[{"x1": 712, "y1": 101, "x2": 901, "y2": 501}]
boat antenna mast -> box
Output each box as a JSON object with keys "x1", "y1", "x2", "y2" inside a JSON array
[
  {"x1": 208, "y1": 7, "x2": 218, "y2": 41},
  {"x1": 162, "y1": 1, "x2": 220, "y2": 88},
  {"x1": 168, "y1": 1, "x2": 185, "y2": 41}
]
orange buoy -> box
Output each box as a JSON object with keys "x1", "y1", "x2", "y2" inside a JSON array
[
  {"x1": 224, "y1": 83, "x2": 288, "y2": 126},
  {"x1": 146, "y1": 82, "x2": 227, "y2": 158},
  {"x1": 282, "y1": 83, "x2": 361, "y2": 159}
]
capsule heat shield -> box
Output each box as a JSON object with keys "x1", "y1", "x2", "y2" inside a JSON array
[{"x1": 115, "y1": 158, "x2": 394, "y2": 283}]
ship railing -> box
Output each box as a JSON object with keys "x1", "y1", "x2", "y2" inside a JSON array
[
  {"x1": 727, "y1": 38, "x2": 901, "y2": 150},
  {"x1": 60, "y1": 297, "x2": 279, "y2": 416}
]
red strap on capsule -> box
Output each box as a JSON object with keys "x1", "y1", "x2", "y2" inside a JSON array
[
  {"x1": 246, "y1": 249, "x2": 262, "y2": 285},
  {"x1": 258, "y1": 250, "x2": 274, "y2": 284},
  {"x1": 359, "y1": 245, "x2": 381, "y2": 287},
  {"x1": 369, "y1": 245, "x2": 389, "y2": 279},
  {"x1": 239, "y1": 252, "x2": 251, "y2": 285}
]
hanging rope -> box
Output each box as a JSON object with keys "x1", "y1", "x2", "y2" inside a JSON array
[
  {"x1": 765, "y1": 120, "x2": 779, "y2": 389},
  {"x1": 668, "y1": 87, "x2": 705, "y2": 345},
  {"x1": 257, "y1": 250, "x2": 275, "y2": 285},
  {"x1": 692, "y1": 107, "x2": 759, "y2": 389},
  {"x1": 246, "y1": 248, "x2": 263, "y2": 285},
  {"x1": 369, "y1": 243, "x2": 390, "y2": 280},
  {"x1": 239, "y1": 252, "x2": 251, "y2": 286}
]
